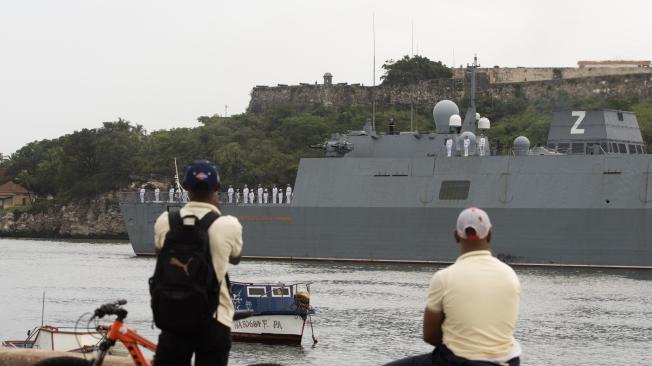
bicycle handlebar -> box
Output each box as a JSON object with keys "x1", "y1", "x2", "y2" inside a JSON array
[{"x1": 92, "y1": 299, "x2": 129, "y2": 321}]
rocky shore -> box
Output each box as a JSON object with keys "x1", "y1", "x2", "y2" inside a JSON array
[{"x1": 0, "y1": 192, "x2": 127, "y2": 239}]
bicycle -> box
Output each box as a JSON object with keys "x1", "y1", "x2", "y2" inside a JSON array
[{"x1": 33, "y1": 300, "x2": 156, "y2": 366}]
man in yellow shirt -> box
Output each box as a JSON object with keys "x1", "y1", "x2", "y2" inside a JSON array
[
  {"x1": 153, "y1": 160, "x2": 243, "y2": 366},
  {"x1": 386, "y1": 207, "x2": 521, "y2": 366}
]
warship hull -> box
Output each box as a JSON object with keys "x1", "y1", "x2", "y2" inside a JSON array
[{"x1": 121, "y1": 185, "x2": 652, "y2": 268}]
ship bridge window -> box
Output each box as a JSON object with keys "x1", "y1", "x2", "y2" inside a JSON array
[
  {"x1": 557, "y1": 143, "x2": 569, "y2": 154},
  {"x1": 628, "y1": 144, "x2": 637, "y2": 154},
  {"x1": 618, "y1": 143, "x2": 627, "y2": 154},
  {"x1": 571, "y1": 143, "x2": 584, "y2": 154},
  {"x1": 271, "y1": 287, "x2": 291, "y2": 297},
  {"x1": 617, "y1": 112, "x2": 624, "y2": 121},
  {"x1": 247, "y1": 286, "x2": 267, "y2": 297},
  {"x1": 610, "y1": 143, "x2": 617, "y2": 153},
  {"x1": 637, "y1": 145, "x2": 644, "y2": 154},
  {"x1": 439, "y1": 180, "x2": 470, "y2": 200}
]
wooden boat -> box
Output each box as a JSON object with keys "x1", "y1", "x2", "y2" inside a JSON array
[{"x1": 230, "y1": 282, "x2": 315, "y2": 345}]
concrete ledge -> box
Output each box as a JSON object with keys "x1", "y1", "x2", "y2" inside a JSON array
[
  {"x1": 0, "y1": 347, "x2": 134, "y2": 365},
  {"x1": 0, "y1": 347, "x2": 246, "y2": 366}
]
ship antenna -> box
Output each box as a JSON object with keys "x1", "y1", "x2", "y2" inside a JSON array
[
  {"x1": 372, "y1": 12, "x2": 376, "y2": 131},
  {"x1": 174, "y1": 158, "x2": 184, "y2": 193}
]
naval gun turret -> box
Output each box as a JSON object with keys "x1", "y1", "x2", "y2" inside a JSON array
[{"x1": 311, "y1": 133, "x2": 354, "y2": 157}]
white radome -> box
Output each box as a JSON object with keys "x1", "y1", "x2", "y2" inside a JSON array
[
  {"x1": 475, "y1": 112, "x2": 481, "y2": 121},
  {"x1": 449, "y1": 114, "x2": 462, "y2": 127},
  {"x1": 478, "y1": 117, "x2": 491, "y2": 130}
]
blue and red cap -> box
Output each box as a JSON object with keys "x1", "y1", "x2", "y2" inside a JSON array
[{"x1": 181, "y1": 160, "x2": 220, "y2": 192}]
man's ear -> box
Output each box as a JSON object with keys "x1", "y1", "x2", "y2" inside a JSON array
[{"x1": 454, "y1": 230, "x2": 460, "y2": 243}]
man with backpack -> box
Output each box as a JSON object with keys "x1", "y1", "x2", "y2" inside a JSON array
[{"x1": 151, "y1": 160, "x2": 243, "y2": 366}]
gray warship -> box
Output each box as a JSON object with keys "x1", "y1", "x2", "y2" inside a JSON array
[{"x1": 119, "y1": 62, "x2": 652, "y2": 268}]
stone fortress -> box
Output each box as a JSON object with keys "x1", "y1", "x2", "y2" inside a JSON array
[{"x1": 248, "y1": 60, "x2": 652, "y2": 114}]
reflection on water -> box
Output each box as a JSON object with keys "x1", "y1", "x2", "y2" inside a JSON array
[{"x1": 0, "y1": 239, "x2": 650, "y2": 365}]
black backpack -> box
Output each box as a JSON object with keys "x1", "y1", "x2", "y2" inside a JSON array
[{"x1": 149, "y1": 210, "x2": 220, "y2": 334}]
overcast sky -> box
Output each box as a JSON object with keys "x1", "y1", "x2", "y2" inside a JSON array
[{"x1": 1, "y1": 0, "x2": 650, "y2": 154}]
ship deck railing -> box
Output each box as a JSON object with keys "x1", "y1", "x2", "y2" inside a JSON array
[{"x1": 117, "y1": 191, "x2": 294, "y2": 206}]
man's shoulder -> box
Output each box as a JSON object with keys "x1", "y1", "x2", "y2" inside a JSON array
[
  {"x1": 212, "y1": 214, "x2": 242, "y2": 229},
  {"x1": 155, "y1": 210, "x2": 170, "y2": 225}
]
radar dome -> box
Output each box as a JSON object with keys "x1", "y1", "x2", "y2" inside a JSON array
[
  {"x1": 513, "y1": 136, "x2": 530, "y2": 156},
  {"x1": 478, "y1": 117, "x2": 491, "y2": 130},
  {"x1": 433, "y1": 100, "x2": 459, "y2": 133},
  {"x1": 449, "y1": 114, "x2": 462, "y2": 128}
]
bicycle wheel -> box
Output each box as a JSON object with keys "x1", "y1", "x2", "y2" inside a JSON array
[{"x1": 33, "y1": 356, "x2": 92, "y2": 366}]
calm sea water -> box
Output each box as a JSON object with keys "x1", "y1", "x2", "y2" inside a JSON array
[{"x1": 0, "y1": 238, "x2": 650, "y2": 365}]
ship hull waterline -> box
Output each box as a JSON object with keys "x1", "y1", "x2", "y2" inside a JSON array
[{"x1": 121, "y1": 203, "x2": 652, "y2": 269}]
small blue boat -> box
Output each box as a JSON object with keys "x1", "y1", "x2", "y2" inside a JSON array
[{"x1": 230, "y1": 282, "x2": 314, "y2": 345}]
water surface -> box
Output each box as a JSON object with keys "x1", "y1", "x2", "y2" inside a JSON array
[{"x1": 0, "y1": 238, "x2": 650, "y2": 365}]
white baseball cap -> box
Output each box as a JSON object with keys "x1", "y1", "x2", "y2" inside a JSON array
[{"x1": 456, "y1": 207, "x2": 492, "y2": 240}]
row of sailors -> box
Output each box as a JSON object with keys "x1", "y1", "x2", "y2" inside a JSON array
[
  {"x1": 445, "y1": 135, "x2": 488, "y2": 157},
  {"x1": 139, "y1": 187, "x2": 188, "y2": 203},
  {"x1": 227, "y1": 184, "x2": 292, "y2": 204},
  {"x1": 138, "y1": 185, "x2": 294, "y2": 204}
]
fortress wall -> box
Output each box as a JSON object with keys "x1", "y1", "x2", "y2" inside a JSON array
[
  {"x1": 454, "y1": 66, "x2": 652, "y2": 83},
  {"x1": 248, "y1": 72, "x2": 652, "y2": 113},
  {"x1": 488, "y1": 73, "x2": 652, "y2": 102},
  {"x1": 249, "y1": 78, "x2": 466, "y2": 113}
]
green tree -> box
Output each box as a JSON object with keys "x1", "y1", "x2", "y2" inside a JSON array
[{"x1": 381, "y1": 55, "x2": 452, "y2": 85}]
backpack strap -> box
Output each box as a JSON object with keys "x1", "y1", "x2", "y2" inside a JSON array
[
  {"x1": 168, "y1": 210, "x2": 182, "y2": 230},
  {"x1": 197, "y1": 211, "x2": 220, "y2": 231}
]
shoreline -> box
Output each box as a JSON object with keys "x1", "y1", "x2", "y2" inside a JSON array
[{"x1": 0, "y1": 232, "x2": 129, "y2": 241}]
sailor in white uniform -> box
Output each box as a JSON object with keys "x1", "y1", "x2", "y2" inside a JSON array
[
  {"x1": 139, "y1": 187, "x2": 146, "y2": 203},
  {"x1": 286, "y1": 184, "x2": 292, "y2": 204},
  {"x1": 168, "y1": 187, "x2": 175, "y2": 202},
  {"x1": 257, "y1": 184, "x2": 263, "y2": 204},
  {"x1": 181, "y1": 190, "x2": 188, "y2": 202},
  {"x1": 154, "y1": 187, "x2": 160, "y2": 202},
  {"x1": 478, "y1": 136, "x2": 487, "y2": 157},
  {"x1": 446, "y1": 138, "x2": 453, "y2": 157},
  {"x1": 227, "y1": 185, "x2": 234, "y2": 203},
  {"x1": 243, "y1": 184, "x2": 249, "y2": 204},
  {"x1": 272, "y1": 185, "x2": 278, "y2": 204},
  {"x1": 235, "y1": 188, "x2": 240, "y2": 204},
  {"x1": 263, "y1": 188, "x2": 269, "y2": 204},
  {"x1": 277, "y1": 190, "x2": 283, "y2": 204},
  {"x1": 463, "y1": 136, "x2": 470, "y2": 157},
  {"x1": 248, "y1": 191, "x2": 254, "y2": 204}
]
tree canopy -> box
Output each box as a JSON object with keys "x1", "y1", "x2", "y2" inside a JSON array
[{"x1": 381, "y1": 55, "x2": 453, "y2": 85}]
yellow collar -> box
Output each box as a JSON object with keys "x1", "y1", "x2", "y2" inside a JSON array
[{"x1": 456, "y1": 250, "x2": 492, "y2": 262}]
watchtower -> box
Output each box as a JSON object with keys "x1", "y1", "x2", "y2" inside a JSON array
[{"x1": 323, "y1": 72, "x2": 333, "y2": 85}]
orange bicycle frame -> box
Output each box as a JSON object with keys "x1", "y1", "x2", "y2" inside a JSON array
[{"x1": 100, "y1": 319, "x2": 157, "y2": 366}]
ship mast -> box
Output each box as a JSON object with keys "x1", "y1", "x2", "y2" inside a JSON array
[
  {"x1": 371, "y1": 13, "x2": 376, "y2": 131},
  {"x1": 462, "y1": 55, "x2": 479, "y2": 132}
]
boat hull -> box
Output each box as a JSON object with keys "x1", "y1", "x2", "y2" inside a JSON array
[{"x1": 231, "y1": 314, "x2": 306, "y2": 345}]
